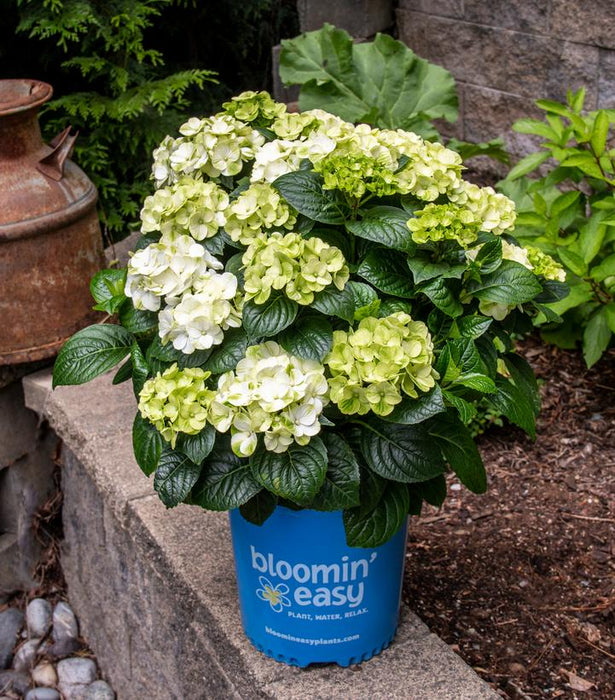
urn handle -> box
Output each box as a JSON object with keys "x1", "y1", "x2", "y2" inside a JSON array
[{"x1": 37, "y1": 126, "x2": 78, "y2": 181}]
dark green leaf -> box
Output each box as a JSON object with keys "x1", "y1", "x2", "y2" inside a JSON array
[
  {"x1": 418, "y1": 474, "x2": 447, "y2": 506},
  {"x1": 442, "y1": 390, "x2": 477, "y2": 424},
  {"x1": 503, "y1": 353, "x2": 541, "y2": 413},
  {"x1": 358, "y1": 249, "x2": 415, "y2": 298},
  {"x1": 176, "y1": 425, "x2": 216, "y2": 464},
  {"x1": 250, "y1": 438, "x2": 328, "y2": 505},
  {"x1": 359, "y1": 419, "x2": 446, "y2": 483},
  {"x1": 473, "y1": 238, "x2": 503, "y2": 274},
  {"x1": 239, "y1": 490, "x2": 278, "y2": 525},
  {"x1": 379, "y1": 299, "x2": 413, "y2": 317},
  {"x1": 191, "y1": 442, "x2": 261, "y2": 510},
  {"x1": 452, "y1": 372, "x2": 496, "y2": 393},
  {"x1": 274, "y1": 170, "x2": 348, "y2": 224},
  {"x1": 242, "y1": 296, "x2": 298, "y2": 338},
  {"x1": 278, "y1": 315, "x2": 333, "y2": 361},
  {"x1": 154, "y1": 448, "x2": 202, "y2": 508},
  {"x1": 428, "y1": 412, "x2": 486, "y2": 493},
  {"x1": 131, "y1": 341, "x2": 149, "y2": 396},
  {"x1": 468, "y1": 260, "x2": 542, "y2": 305},
  {"x1": 310, "y1": 433, "x2": 360, "y2": 510},
  {"x1": 132, "y1": 413, "x2": 164, "y2": 476},
  {"x1": 583, "y1": 309, "x2": 612, "y2": 368},
  {"x1": 90, "y1": 268, "x2": 126, "y2": 313},
  {"x1": 407, "y1": 252, "x2": 466, "y2": 284},
  {"x1": 456, "y1": 316, "x2": 492, "y2": 339},
  {"x1": 118, "y1": 301, "x2": 157, "y2": 334},
  {"x1": 343, "y1": 482, "x2": 408, "y2": 548},
  {"x1": 418, "y1": 277, "x2": 463, "y2": 317},
  {"x1": 382, "y1": 386, "x2": 446, "y2": 425},
  {"x1": 490, "y1": 378, "x2": 537, "y2": 439},
  {"x1": 206, "y1": 329, "x2": 249, "y2": 374},
  {"x1": 112, "y1": 359, "x2": 132, "y2": 385},
  {"x1": 53, "y1": 324, "x2": 134, "y2": 387},
  {"x1": 312, "y1": 285, "x2": 355, "y2": 322},
  {"x1": 347, "y1": 206, "x2": 415, "y2": 252}
]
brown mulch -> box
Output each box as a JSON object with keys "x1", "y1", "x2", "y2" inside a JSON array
[{"x1": 403, "y1": 339, "x2": 615, "y2": 699}]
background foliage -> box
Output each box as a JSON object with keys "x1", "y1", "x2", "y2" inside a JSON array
[{"x1": 0, "y1": 0, "x2": 298, "y2": 241}]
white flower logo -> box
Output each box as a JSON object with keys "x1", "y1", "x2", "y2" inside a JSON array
[{"x1": 256, "y1": 576, "x2": 291, "y2": 613}]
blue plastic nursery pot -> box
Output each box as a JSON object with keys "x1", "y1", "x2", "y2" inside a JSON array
[{"x1": 229, "y1": 506, "x2": 408, "y2": 667}]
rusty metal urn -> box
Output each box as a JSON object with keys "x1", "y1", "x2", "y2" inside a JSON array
[{"x1": 0, "y1": 79, "x2": 104, "y2": 365}]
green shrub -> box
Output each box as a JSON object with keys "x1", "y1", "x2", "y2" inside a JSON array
[{"x1": 500, "y1": 88, "x2": 615, "y2": 367}]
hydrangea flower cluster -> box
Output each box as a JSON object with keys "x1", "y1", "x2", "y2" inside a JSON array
[
  {"x1": 151, "y1": 114, "x2": 265, "y2": 187},
  {"x1": 526, "y1": 245, "x2": 566, "y2": 282},
  {"x1": 138, "y1": 365, "x2": 214, "y2": 446},
  {"x1": 324, "y1": 313, "x2": 437, "y2": 416},
  {"x1": 140, "y1": 177, "x2": 229, "y2": 241},
  {"x1": 125, "y1": 236, "x2": 222, "y2": 311},
  {"x1": 222, "y1": 90, "x2": 286, "y2": 125},
  {"x1": 208, "y1": 342, "x2": 329, "y2": 457},
  {"x1": 408, "y1": 183, "x2": 517, "y2": 248},
  {"x1": 242, "y1": 232, "x2": 350, "y2": 305},
  {"x1": 224, "y1": 182, "x2": 297, "y2": 245},
  {"x1": 158, "y1": 271, "x2": 242, "y2": 353}
]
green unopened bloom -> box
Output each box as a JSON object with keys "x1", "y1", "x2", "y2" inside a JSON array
[
  {"x1": 138, "y1": 365, "x2": 214, "y2": 446},
  {"x1": 222, "y1": 90, "x2": 286, "y2": 125},
  {"x1": 324, "y1": 313, "x2": 437, "y2": 416},
  {"x1": 225, "y1": 182, "x2": 297, "y2": 245},
  {"x1": 408, "y1": 203, "x2": 481, "y2": 248},
  {"x1": 242, "y1": 232, "x2": 349, "y2": 305}
]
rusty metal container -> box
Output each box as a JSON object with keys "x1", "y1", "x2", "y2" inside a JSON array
[{"x1": 0, "y1": 79, "x2": 104, "y2": 365}]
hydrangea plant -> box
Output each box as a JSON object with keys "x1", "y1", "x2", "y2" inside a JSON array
[{"x1": 53, "y1": 91, "x2": 567, "y2": 547}]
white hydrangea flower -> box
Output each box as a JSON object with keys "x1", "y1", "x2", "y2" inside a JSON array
[
  {"x1": 449, "y1": 181, "x2": 516, "y2": 234},
  {"x1": 250, "y1": 139, "x2": 302, "y2": 182},
  {"x1": 125, "y1": 235, "x2": 222, "y2": 311},
  {"x1": 158, "y1": 270, "x2": 241, "y2": 354},
  {"x1": 209, "y1": 342, "x2": 329, "y2": 457}
]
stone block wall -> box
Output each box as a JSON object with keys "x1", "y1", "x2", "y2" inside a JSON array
[{"x1": 397, "y1": 0, "x2": 615, "y2": 156}]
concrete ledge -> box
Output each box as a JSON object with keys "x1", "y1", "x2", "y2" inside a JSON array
[{"x1": 23, "y1": 369, "x2": 498, "y2": 699}]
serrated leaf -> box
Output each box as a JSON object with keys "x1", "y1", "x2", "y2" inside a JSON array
[
  {"x1": 90, "y1": 268, "x2": 127, "y2": 313},
  {"x1": 250, "y1": 438, "x2": 328, "y2": 505},
  {"x1": 176, "y1": 425, "x2": 216, "y2": 464},
  {"x1": 428, "y1": 412, "x2": 486, "y2": 493},
  {"x1": 358, "y1": 248, "x2": 415, "y2": 298},
  {"x1": 205, "y1": 328, "x2": 249, "y2": 374},
  {"x1": 379, "y1": 299, "x2": 413, "y2": 317},
  {"x1": 456, "y1": 316, "x2": 492, "y2": 339},
  {"x1": 239, "y1": 490, "x2": 278, "y2": 525},
  {"x1": 53, "y1": 324, "x2": 134, "y2": 387},
  {"x1": 118, "y1": 301, "x2": 157, "y2": 334},
  {"x1": 278, "y1": 315, "x2": 333, "y2": 361},
  {"x1": 132, "y1": 412, "x2": 164, "y2": 476},
  {"x1": 347, "y1": 206, "x2": 415, "y2": 252},
  {"x1": 382, "y1": 386, "x2": 445, "y2": 425},
  {"x1": 442, "y1": 391, "x2": 477, "y2": 424},
  {"x1": 273, "y1": 170, "x2": 348, "y2": 224},
  {"x1": 191, "y1": 442, "x2": 260, "y2": 510},
  {"x1": 154, "y1": 448, "x2": 202, "y2": 508},
  {"x1": 347, "y1": 281, "x2": 380, "y2": 320},
  {"x1": 243, "y1": 296, "x2": 298, "y2": 338},
  {"x1": 583, "y1": 309, "x2": 612, "y2": 368},
  {"x1": 359, "y1": 419, "x2": 445, "y2": 483},
  {"x1": 490, "y1": 378, "x2": 537, "y2": 439},
  {"x1": 473, "y1": 238, "x2": 503, "y2": 274},
  {"x1": 452, "y1": 372, "x2": 496, "y2": 393},
  {"x1": 343, "y1": 482, "x2": 408, "y2": 548},
  {"x1": 407, "y1": 252, "x2": 466, "y2": 284},
  {"x1": 418, "y1": 277, "x2": 463, "y2": 317},
  {"x1": 310, "y1": 433, "x2": 360, "y2": 510},
  {"x1": 468, "y1": 260, "x2": 542, "y2": 305},
  {"x1": 279, "y1": 25, "x2": 457, "y2": 131},
  {"x1": 312, "y1": 285, "x2": 355, "y2": 322},
  {"x1": 131, "y1": 341, "x2": 149, "y2": 396}
]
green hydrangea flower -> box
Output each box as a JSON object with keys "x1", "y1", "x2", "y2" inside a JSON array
[
  {"x1": 407, "y1": 203, "x2": 482, "y2": 248},
  {"x1": 242, "y1": 232, "x2": 349, "y2": 305},
  {"x1": 448, "y1": 182, "x2": 516, "y2": 235},
  {"x1": 225, "y1": 182, "x2": 297, "y2": 245},
  {"x1": 314, "y1": 149, "x2": 398, "y2": 199},
  {"x1": 324, "y1": 313, "x2": 437, "y2": 416},
  {"x1": 138, "y1": 365, "x2": 215, "y2": 446},
  {"x1": 222, "y1": 90, "x2": 286, "y2": 126},
  {"x1": 526, "y1": 246, "x2": 566, "y2": 282},
  {"x1": 140, "y1": 176, "x2": 228, "y2": 240},
  {"x1": 208, "y1": 342, "x2": 329, "y2": 457}
]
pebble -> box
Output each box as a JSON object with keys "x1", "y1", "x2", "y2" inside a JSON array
[
  {"x1": 0, "y1": 669, "x2": 30, "y2": 695},
  {"x1": 12, "y1": 638, "x2": 40, "y2": 672},
  {"x1": 46, "y1": 637, "x2": 82, "y2": 660},
  {"x1": 25, "y1": 689, "x2": 61, "y2": 700},
  {"x1": 52, "y1": 603, "x2": 78, "y2": 643},
  {"x1": 26, "y1": 600, "x2": 52, "y2": 640},
  {"x1": 0, "y1": 608, "x2": 24, "y2": 669},
  {"x1": 84, "y1": 680, "x2": 115, "y2": 700},
  {"x1": 57, "y1": 657, "x2": 96, "y2": 686},
  {"x1": 31, "y1": 661, "x2": 57, "y2": 687}
]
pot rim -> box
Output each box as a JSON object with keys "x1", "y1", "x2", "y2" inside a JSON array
[{"x1": 0, "y1": 79, "x2": 53, "y2": 117}]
